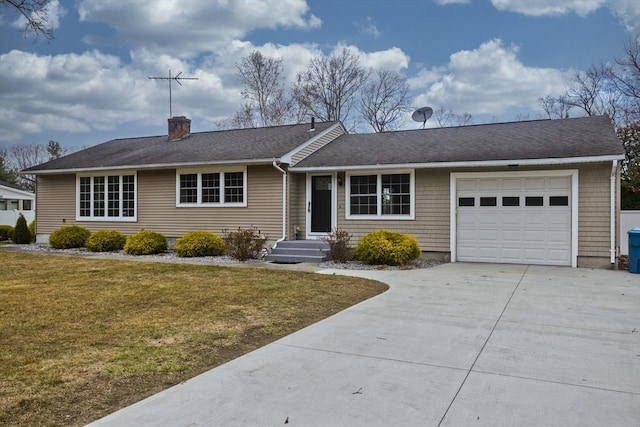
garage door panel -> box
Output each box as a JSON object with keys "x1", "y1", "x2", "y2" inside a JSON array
[{"x1": 457, "y1": 175, "x2": 572, "y2": 266}]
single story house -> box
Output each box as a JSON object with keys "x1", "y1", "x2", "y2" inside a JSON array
[
  {"x1": 24, "y1": 115, "x2": 625, "y2": 268},
  {"x1": 0, "y1": 179, "x2": 36, "y2": 227}
]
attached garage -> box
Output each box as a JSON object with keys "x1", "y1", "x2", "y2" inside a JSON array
[{"x1": 451, "y1": 171, "x2": 578, "y2": 267}]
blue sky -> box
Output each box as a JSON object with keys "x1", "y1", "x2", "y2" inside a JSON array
[{"x1": 0, "y1": 0, "x2": 638, "y2": 151}]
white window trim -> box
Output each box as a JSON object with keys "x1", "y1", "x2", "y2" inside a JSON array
[
  {"x1": 449, "y1": 169, "x2": 579, "y2": 268},
  {"x1": 175, "y1": 166, "x2": 248, "y2": 208},
  {"x1": 346, "y1": 169, "x2": 415, "y2": 220},
  {"x1": 76, "y1": 171, "x2": 137, "y2": 222}
]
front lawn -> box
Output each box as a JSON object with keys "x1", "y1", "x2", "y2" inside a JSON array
[{"x1": 0, "y1": 252, "x2": 387, "y2": 426}]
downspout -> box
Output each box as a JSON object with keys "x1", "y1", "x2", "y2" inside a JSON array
[
  {"x1": 272, "y1": 160, "x2": 287, "y2": 249},
  {"x1": 610, "y1": 160, "x2": 618, "y2": 265}
]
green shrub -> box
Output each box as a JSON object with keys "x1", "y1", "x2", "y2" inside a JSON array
[
  {"x1": 324, "y1": 228, "x2": 353, "y2": 263},
  {"x1": 28, "y1": 220, "x2": 36, "y2": 242},
  {"x1": 354, "y1": 229, "x2": 421, "y2": 266},
  {"x1": 12, "y1": 214, "x2": 32, "y2": 244},
  {"x1": 176, "y1": 231, "x2": 226, "y2": 257},
  {"x1": 49, "y1": 225, "x2": 91, "y2": 249},
  {"x1": 0, "y1": 225, "x2": 14, "y2": 241},
  {"x1": 85, "y1": 230, "x2": 127, "y2": 252},
  {"x1": 124, "y1": 230, "x2": 167, "y2": 255},
  {"x1": 222, "y1": 226, "x2": 267, "y2": 261}
]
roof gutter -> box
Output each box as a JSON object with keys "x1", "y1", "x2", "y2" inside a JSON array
[
  {"x1": 272, "y1": 160, "x2": 287, "y2": 249},
  {"x1": 610, "y1": 160, "x2": 618, "y2": 265},
  {"x1": 288, "y1": 154, "x2": 625, "y2": 172},
  {"x1": 22, "y1": 158, "x2": 278, "y2": 175}
]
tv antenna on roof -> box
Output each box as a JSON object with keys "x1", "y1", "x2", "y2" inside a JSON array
[
  {"x1": 148, "y1": 69, "x2": 198, "y2": 118},
  {"x1": 411, "y1": 106, "x2": 433, "y2": 128}
]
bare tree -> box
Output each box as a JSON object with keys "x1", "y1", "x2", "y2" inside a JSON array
[
  {"x1": 358, "y1": 70, "x2": 411, "y2": 132},
  {"x1": 433, "y1": 106, "x2": 474, "y2": 127},
  {"x1": 539, "y1": 95, "x2": 571, "y2": 119},
  {"x1": 10, "y1": 142, "x2": 66, "y2": 190},
  {"x1": 234, "y1": 51, "x2": 300, "y2": 127},
  {"x1": 455, "y1": 112, "x2": 473, "y2": 126},
  {"x1": 1, "y1": 0, "x2": 55, "y2": 40},
  {"x1": 294, "y1": 47, "x2": 370, "y2": 123},
  {"x1": 610, "y1": 37, "x2": 640, "y2": 125}
]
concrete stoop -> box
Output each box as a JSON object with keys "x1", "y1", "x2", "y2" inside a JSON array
[{"x1": 266, "y1": 240, "x2": 330, "y2": 264}]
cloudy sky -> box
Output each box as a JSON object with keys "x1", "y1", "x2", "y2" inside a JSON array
[{"x1": 0, "y1": 0, "x2": 638, "y2": 151}]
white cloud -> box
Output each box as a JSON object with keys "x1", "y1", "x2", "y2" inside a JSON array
[
  {"x1": 608, "y1": 0, "x2": 640, "y2": 34},
  {"x1": 356, "y1": 17, "x2": 381, "y2": 38},
  {"x1": 335, "y1": 44, "x2": 410, "y2": 72},
  {"x1": 433, "y1": 0, "x2": 471, "y2": 5},
  {"x1": 78, "y1": 0, "x2": 321, "y2": 58},
  {"x1": 10, "y1": 0, "x2": 66, "y2": 31},
  {"x1": 489, "y1": 0, "x2": 605, "y2": 16},
  {"x1": 412, "y1": 39, "x2": 572, "y2": 119}
]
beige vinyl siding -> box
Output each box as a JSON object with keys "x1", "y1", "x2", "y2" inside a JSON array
[
  {"x1": 36, "y1": 165, "x2": 284, "y2": 239},
  {"x1": 36, "y1": 174, "x2": 77, "y2": 233},
  {"x1": 290, "y1": 125, "x2": 345, "y2": 165},
  {"x1": 577, "y1": 162, "x2": 612, "y2": 258},
  {"x1": 290, "y1": 174, "x2": 306, "y2": 237}
]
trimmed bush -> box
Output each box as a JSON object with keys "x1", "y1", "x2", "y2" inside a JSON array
[
  {"x1": 222, "y1": 226, "x2": 267, "y2": 261},
  {"x1": 28, "y1": 220, "x2": 36, "y2": 242},
  {"x1": 12, "y1": 214, "x2": 31, "y2": 244},
  {"x1": 124, "y1": 230, "x2": 167, "y2": 255},
  {"x1": 0, "y1": 225, "x2": 14, "y2": 241},
  {"x1": 324, "y1": 228, "x2": 353, "y2": 263},
  {"x1": 49, "y1": 225, "x2": 91, "y2": 249},
  {"x1": 85, "y1": 230, "x2": 127, "y2": 252},
  {"x1": 354, "y1": 229, "x2": 421, "y2": 266},
  {"x1": 176, "y1": 231, "x2": 226, "y2": 257}
]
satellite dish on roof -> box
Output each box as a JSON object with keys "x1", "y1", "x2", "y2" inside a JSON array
[{"x1": 411, "y1": 106, "x2": 433, "y2": 128}]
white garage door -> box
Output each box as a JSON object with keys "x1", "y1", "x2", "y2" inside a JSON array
[{"x1": 456, "y1": 175, "x2": 572, "y2": 266}]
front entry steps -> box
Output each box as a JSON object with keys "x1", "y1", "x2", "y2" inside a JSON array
[{"x1": 266, "y1": 240, "x2": 330, "y2": 264}]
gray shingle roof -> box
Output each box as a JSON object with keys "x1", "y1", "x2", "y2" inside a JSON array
[
  {"x1": 292, "y1": 116, "x2": 624, "y2": 169},
  {"x1": 25, "y1": 122, "x2": 336, "y2": 172}
]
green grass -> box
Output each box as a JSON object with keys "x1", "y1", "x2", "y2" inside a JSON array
[{"x1": 0, "y1": 252, "x2": 387, "y2": 426}]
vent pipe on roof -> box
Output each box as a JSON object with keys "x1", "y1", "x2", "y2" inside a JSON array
[
  {"x1": 309, "y1": 117, "x2": 315, "y2": 132},
  {"x1": 168, "y1": 116, "x2": 191, "y2": 140}
]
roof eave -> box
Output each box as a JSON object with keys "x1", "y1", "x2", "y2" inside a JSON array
[
  {"x1": 22, "y1": 158, "x2": 279, "y2": 175},
  {"x1": 288, "y1": 154, "x2": 625, "y2": 172}
]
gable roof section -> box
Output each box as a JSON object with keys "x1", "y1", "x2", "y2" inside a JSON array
[
  {"x1": 291, "y1": 116, "x2": 624, "y2": 171},
  {"x1": 25, "y1": 121, "x2": 338, "y2": 173}
]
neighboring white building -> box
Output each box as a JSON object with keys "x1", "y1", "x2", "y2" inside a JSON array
[{"x1": 0, "y1": 180, "x2": 36, "y2": 226}]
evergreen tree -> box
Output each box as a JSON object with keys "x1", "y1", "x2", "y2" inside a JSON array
[{"x1": 13, "y1": 214, "x2": 32, "y2": 244}]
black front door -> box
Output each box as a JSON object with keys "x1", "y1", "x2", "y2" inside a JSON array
[{"x1": 311, "y1": 175, "x2": 332, "y2": 233}]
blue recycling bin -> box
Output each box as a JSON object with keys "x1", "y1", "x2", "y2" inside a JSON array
[{"x1": 628, "y1": 228, "x2": 640, "y2": 274}]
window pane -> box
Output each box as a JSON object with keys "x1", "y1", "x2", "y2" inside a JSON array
[
  {"x1": 108, "y1": 176, "x2": 120, "y2": 217},
  {"x1": 23, "y1": 200, "x2": 32, "y2": 210},
  {"x1": 350, "y1": 175, "x2": 377, "y2": 215},
  {"x1": 382, "y1": 174, "x2": 410, "y2": 215},
  {"x1": 549, "y1": 196, "x2": 569, "y2": 206},
  {"x1": 122, "y1": 175, "x2": 135, "y2": 217},
  {"x1": 80, "y1": 176, "x2": 91, "y2": 216},
  {"x1": 525, "y1": 196, "x2": 544, "y2": 206},
  {"x1": 202, "y1": 173, "x2": 220, "y2": 203},
  {"x1": 224, "y1": 172, "x2": 244, "y2": 203},
  {"x1": 458, "y1": 197, "x2": 474, "y2": 207},
  {"x1": 502, "y1": 196, "x2": 520, "y2": 207},
  {"x1": 93, "y1": 176, "x2": 105, "y2": 216},
  {"x1": 180, "y1": 174, "x2": 198, "y2": 204},
  {"x1": 480, "y1": 197, "x2": 497, "y2": 207}
]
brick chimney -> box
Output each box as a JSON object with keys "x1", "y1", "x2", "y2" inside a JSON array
[{"x1": 168, "y1": 116, "x2": 191, "y2": 140}]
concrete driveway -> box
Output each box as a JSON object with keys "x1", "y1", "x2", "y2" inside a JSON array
[{"x1": 89, "y1": 263, "x2": 640, "y2": 427}]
